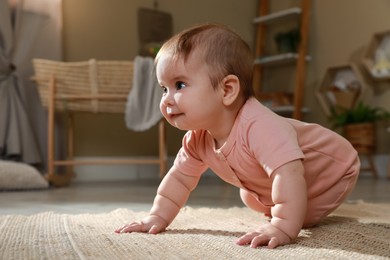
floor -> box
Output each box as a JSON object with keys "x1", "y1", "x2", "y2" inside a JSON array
[{"x1": 0, "y1": 175, "x2": 389, "y2": 216}]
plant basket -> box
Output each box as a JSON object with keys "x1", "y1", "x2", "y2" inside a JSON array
[{"x1": 343, "y1": 122, "x2": 376, "y2": 154}]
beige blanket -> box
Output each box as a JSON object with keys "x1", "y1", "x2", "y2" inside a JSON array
[{"x1": 1, "y1": 202, "x2": 389, "y2": 259}]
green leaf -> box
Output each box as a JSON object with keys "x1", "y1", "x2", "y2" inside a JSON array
[{"x1": 329, "y1": 101, "x2": 390, "y2": 128}]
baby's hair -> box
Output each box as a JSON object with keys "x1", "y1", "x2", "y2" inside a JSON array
[{"x1": 155, "y1": 23, "x2": 254, "y2": 100}]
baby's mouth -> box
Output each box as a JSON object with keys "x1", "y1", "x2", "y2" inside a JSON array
[
  {"x1": 169, "y1": 112, "x2": 183, "y2": 119},
  {"x1": 167, "y1": 108, "x2": 183, "y2": 119}
]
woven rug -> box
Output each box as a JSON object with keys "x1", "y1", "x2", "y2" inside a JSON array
[{"x1": 1, "y1": 202, "x2": 389, "y2": 260}]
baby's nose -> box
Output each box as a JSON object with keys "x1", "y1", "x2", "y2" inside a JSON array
[{"x1": 161, "y1": 91, "x2": 174, "y2": 106}]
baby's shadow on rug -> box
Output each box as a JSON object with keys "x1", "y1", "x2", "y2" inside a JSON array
[
  {"x1": 165, "y1": 228, "x2": 245, "y2": 238},
  {"x1": 295, "y1": 216, "x2": 390, "y2": 258}
]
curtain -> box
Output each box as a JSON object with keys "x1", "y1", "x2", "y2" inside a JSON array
[{"x1": 0, "y1": 0, "x2": 62, "y2": 170}]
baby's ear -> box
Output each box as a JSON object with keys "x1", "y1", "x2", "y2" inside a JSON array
[{"x1": 221, "y1": 74, "x2": 240, "y2": 106}]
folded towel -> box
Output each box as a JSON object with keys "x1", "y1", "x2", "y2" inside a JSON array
[{"x1": 125, "y1": 56, "x2": 163, "y2": 131}]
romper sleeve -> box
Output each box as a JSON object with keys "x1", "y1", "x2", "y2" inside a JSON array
[
  {"x1": 247, "y1": 116, "x2": 304, "y2": 177},
  {"x1": 173, "y1": 130, "x2": 209, "y2": 177}
]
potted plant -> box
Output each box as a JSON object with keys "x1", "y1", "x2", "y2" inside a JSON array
[{"x1": 330, "y1": 102, "x2": 390, "y2": 154}]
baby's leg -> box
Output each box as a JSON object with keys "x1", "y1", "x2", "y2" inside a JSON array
[
  {"x1": 303, "y1": 158, "x2": 360, "y2": 227},
  {"x1": 240, "y1": 189, "x2": 271, "y2": 217}
]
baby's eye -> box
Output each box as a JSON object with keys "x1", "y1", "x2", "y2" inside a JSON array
[
  {"x1": 161, "y1": 86, "x2": 167, "y2": 94},
  {"x1": 175, "y1": 81, "x2": 187, "y2": 90}
]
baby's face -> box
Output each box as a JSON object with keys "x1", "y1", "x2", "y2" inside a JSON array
[{"x1": 156, "y1": 50, "x2": 224, "y2": 131}]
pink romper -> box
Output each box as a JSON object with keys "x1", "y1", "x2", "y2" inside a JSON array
[{"x1": 174, "y1": 97, "x2": 360, "y2": 226}]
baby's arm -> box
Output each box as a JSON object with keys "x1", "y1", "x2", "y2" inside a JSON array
[
  {"x1": 236, "y1": 159, "x2": 307, "y2": 248},
  {"x1": 115, "y1": 166, "x2": 199, "y2": 234}
]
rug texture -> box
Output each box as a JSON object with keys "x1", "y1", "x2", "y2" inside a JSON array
[{"x1": 1, "y1": 202, "x2": 389, "y2": 260}]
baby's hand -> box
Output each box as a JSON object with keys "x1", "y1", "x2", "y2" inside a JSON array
[
  {"x1": 115, "y1": 215, "x2": 168, "y2": 235},
  {"x1": 236, "y1": 222, "x2": 291, "y2": 249}
]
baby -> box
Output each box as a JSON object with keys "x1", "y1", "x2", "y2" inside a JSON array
[{"x1": 116, "y1": 23, "x2": 360, "y2": 249}]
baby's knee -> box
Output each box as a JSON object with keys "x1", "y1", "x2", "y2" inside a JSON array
[
  {"x1": 240, "y1": 189, "x2": 258, "y2": 210},
  {"x1": 303, "y1": 162, "x2": 360, "y2": 227},
  {"x1": 302, "y1": 214, "x2": 323, "y2": 228},
  {"x1": 240, "y1": 189, "x2": 270, "y2": 216},
  {"x1": 303, "y1": 194, "x2": 347, "y2": 227}
]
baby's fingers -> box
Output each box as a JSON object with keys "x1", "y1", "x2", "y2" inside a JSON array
[
  {"x1": 236, "y1": 232, "x2": 258, "y2": 246},
  {"x1": 148, "y1": 224, "x2": 166, "y2": 234},
  {"x1": 267, "y1": 237, "x2": 280, "y2": 249},
  {"x1": 236, "y1": 232, "x2": 281, "y2": 249},
  {"x1": 249, "y1": 234, "x2": 274, "y2": 248},
  {"x1": 115, "y1": 222, "x2": 144, "y2": 234}
]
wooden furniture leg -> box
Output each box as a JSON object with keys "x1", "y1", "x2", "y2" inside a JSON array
[
  {"x1": 46, "y1": 76, "x2": 73, "y2": 187},
  {"x1": 293, "y1": 0, "x2": 311, "y2": 120},
  {"x1": 360, "y1": 153, "x2": 378, "y2": 178},
  {"x1": 387, "y1": 154, "x2": 390, "y2": 179},
  {"x1": 366, "y1": 154, "x2": 378, "y2": 178},
  {"x1": 66, "y1": 113, "x2": 75, "y2": 178},
  {"x1": 47, "y1": 76, "x2": 55, "y2": 180},
  {"x1": 252, "y1": 0, "x2": 268, "y2": 96},
  {"x1": 387, "y1": 127, "x2": 390, "y2": 179}
]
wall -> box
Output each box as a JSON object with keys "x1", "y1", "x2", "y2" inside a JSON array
[{"x1": 62, "y1": 0, "x2": 390, "y2": 178}]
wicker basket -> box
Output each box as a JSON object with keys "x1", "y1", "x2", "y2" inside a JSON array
[
  {"x1": 32, "y1": 59, "x2": 134, "y2": 113},
  {"x1": 344, "y1": 123, "x2": 376, "y2": 154}
]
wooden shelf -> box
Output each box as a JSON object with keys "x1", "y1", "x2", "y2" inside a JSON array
[
  {"x1": 256, "y1": 91, "x2": 309, "y2": 116},
  {"x1": 254, "y1": 52, "x2": 311, "y2": 67},
  {"x1": 370, "y1": 75, "x2": 390, "y2": 80},
  {"x1": 362, "y1": 30, "x2": 390, "y2": 81},
  {"x1": 252, "y1": 0, "x2": 311, "y2": 120},
  {"x1": 253, "y1": 7, "x2": 301, "y2": 24},
  {"x1": 316, "y1": 64, "x2": 366, "y2": 116}
]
